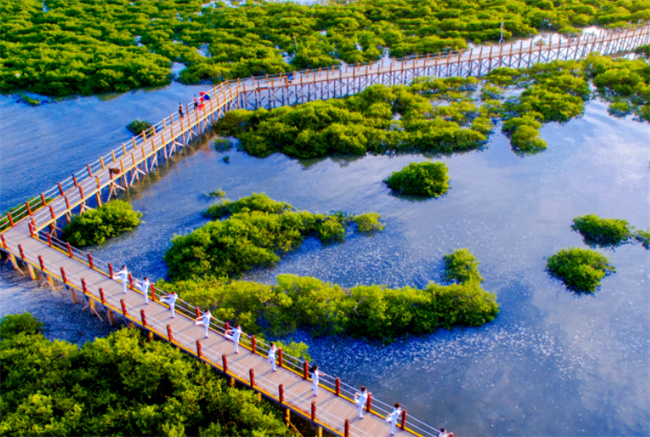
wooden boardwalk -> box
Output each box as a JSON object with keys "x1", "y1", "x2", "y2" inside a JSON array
[{"x1": 2, "y1": 24, "x2": 649, "y2": 437}]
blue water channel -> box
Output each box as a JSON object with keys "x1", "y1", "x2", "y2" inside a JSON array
[{"x1": 0, "y1": 79, "x2": 648, "y2": 436}]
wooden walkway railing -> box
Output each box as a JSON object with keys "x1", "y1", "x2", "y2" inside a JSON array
[{"x1": 1, "y1": 23, "x2": 649, "y2": 437}]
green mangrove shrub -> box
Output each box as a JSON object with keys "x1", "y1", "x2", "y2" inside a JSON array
[
  {"x1": 443, "y1": 248, "x2": 484, "y2": 284},
  {"x1": 62, "y1": 200, "x2": 142, "y2": 247},
  {"x1": 385, "y1": 161, "x2": 450, "y2": 197},
  {"x1": 0, "y1": 314, "x2": 291, "y2": 436},
  {"x1": 126, "y1": 119, "x2": 152, "y2": 135},
  {"x1": 166, "y1": 194, "x2": 383, "y2": 280},
  {"x1": 159, "y1": 271, "x2": 499, "y2": 342},
  {"x1": 546, "y1": 247, "x2": 615, "y2": 293},
  {"x1": 571, "y1": 214, "x2": 633, "y2": 247}
]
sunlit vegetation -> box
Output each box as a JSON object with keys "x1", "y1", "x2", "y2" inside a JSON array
[
  {"x1": 572, "y1": 214, "x2": 650, "y2": 249},
  {"x1": 214, "y1": 78, "x2": 489, "y2": 158},
  {"x1": 126, "y1": 119, "x2": 152, "y2": 135},
  {"x1": 62, "y1": 200, "x2": 142, "y2": 247},
  {"x1": 2, "y1": 0, "x2": 645, "y2": 97},
  {"x1": 443, "y1": 248, "x2": 484, "y2": 284},
  {"x1": 546, "y1": 247, "x2": 615, "y2": 293},
  {"x1": 386, "y1": 161, "x2": 450, "y2": 197},
  {"x1": 165, "y1": 193, "x2": 383, "y2": 281},
  {"x1": 159, "y1": 267, "x2": 498, "y2": 342},
  {"x1": 571, "y1": 214, "x2": 633, "y2": 247},
  {"x1": 0, "y1": 313, "x2": 292, "y2": 436}
]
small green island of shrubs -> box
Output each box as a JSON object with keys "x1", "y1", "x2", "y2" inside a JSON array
[
  {"x1": 0, "y1": 313, "x2": 291, "y2": 436},
  {"x1": 62, "y1": 200, "x2": 142, "y2": 247},
  {"x1": 571, "y1": 214, "x2": 649, "y2": 249},
  {"x1": 386, "y1": 161, "x2": 449, "y2": 197},
  {"x1": 126, "y1": 119, "x2": 152, "y2": 135},
  {"x1": 546, "y1": 247, "x2": 615, "y2": 293},
  {"x1": 165, "y1": 193, "x2": 384, "y2": 281}
]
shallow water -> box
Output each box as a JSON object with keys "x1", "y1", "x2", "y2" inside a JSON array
[{"x1": 0, "y1": 82, "x2": 648, "y2": 435}]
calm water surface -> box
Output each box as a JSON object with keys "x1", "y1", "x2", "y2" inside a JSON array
[{"x1": 0, "y1": 84, "x2": 648, "y2": 436}]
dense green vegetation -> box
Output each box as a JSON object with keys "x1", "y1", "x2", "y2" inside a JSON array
[
  {"x1": 165, "y1": 193, "x2": 383, "y2": 281},
  {"x1": 62, "y1": 200, "x2": 142, "y2": 247},
  {"x1": 546, "y1": 247, "x2": 615, "y2": 292},
  {"x1": 385, "y1": 161, "x2": 450, "y2": 197},
  {"x1": 0, "y1": 313, "x2": 292, "y2": 436},
  {"x1": 571, "y1": 214, "x2": 633, "y2": 247},
  {"x1": 214, "y1": 77, "x2": 491, "y2": 158},
  {"x1": 3, "y1": 0, "x2": 646, "y2": 97},
  {"x1": 159, "y1": 265, "x2": 498, "y2": 342},
  {"x1": 126, "y1": 119, "x2": 152, "y2": 135},
  {"x1": 443, "y1": 248, "x2": 484, "y2": 284}
]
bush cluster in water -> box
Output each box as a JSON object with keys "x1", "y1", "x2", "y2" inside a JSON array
[
  {"x1": 159, "y1": 260, "x2": 498, "y2": 342},
  {"x1": 2, "y1": 0, "x2": 646, "y2": 97},
  {"x1": 165, "y1": 193, "x2": 384, "y2": 281},
  {"x1": 571, "y1": 214, "x2": 649, "y2": 249},
  {"x1": 0, "y1": 313, "x2": 289, "y2": 436},
  {"x1": 386, "y1": 161, "x2": 450, "y2": 197},
  {"x1": 62, "y1": 200, "x2": 142, "y2": 247},
  {"x1": 126, "y1": 119, "x2": 152, "y2": 135},
  {"x1": 546, "y1": 247, "x2": 615, "y2": 293}
]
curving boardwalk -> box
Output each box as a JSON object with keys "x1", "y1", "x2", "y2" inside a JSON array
[{"x1": 1, "y1": 24, "x2": 648, "y2": 437}]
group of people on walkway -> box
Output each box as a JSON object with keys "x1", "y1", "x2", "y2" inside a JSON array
[
  {"x1": 178, "y1": 91, "x2": 211, "y2": 119},
  {"x1": 112, "y1": 266, "x2": 449, "y2": 436}
]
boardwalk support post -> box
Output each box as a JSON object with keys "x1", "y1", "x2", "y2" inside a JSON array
[
  {"x1": 18, "y1": 244, "x2": 26, "y2": 261},
  {"x1": 167, "y1": 324, "x2": 173, "y2": 343},
  {"x1": 99, "y1": 288, "x2": 106, "y2": 305},
  {"x1": 336, "y1": 378, "x2": 341, "y2": 396},
  {"x1": 120, "y1": 299, "x2": 127, "y2": 317},
  {"x1": 222, "y1": 354, "x2": 228, "y2": 373},
  {"x1": 344, "y1": 419, "x2": 350, "y2": 437},
  {"x1": 366, "y1": 393, "x2": 372, "y2": 412},
  {"x1": 278, "y1": 349, "x2": 283, "y2": 368},
  {"x1": 66, "y1": 242, "x2": 74, "y2": 258},
  {"x1": 251, "y1": 335, "x2": 256, "y2": 354},
  {"x1": 141, "y1": 309, "x2": 147, "y2": 327},
  {"x1": 196, "y1": 340, "x2": 202, "y2": 359},
  {"x1": 87, "y1": 253, "x2": 94, "y2": 268},
  {"x1": 303, "y1": 361, "x2": 309, "y2": 380},
  {"x1": 311, "y1": 402, "x2": 316, "y2": 423},
  {"x1": 401, "y1": 409, "x2": 407, "y2": 430},
  {"x1": 108, "y1": 263, "x2": 114, "y2": 279},
  {"x1": 249, "y1": 368, "x2": 255, "y2": 387},
  {"x1": 60, "y1": 267, "x2": 67, "y2": 285},
  {"x1": 279, "y1": 384, "x2": 284, "y2": 405}
]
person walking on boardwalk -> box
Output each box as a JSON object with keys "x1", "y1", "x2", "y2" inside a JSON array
[
  {"x1": 160, "y1": 291, "x2": 178, "y2": 318},
  {"x1": 136, "y1": 276, "x2": 150, "y2": 305},
  {"x1": 354, "y1": 386, "x2": 369, "y2": 419},
  {"x1": 193, "y1": 95, "x2": 199, "y2": 110},
  {"x1": 310, "y1": 365, "x2": 319, "y2": 397},
  {"x1": 385, "y1": 402, "x2": 402, "y2": 435},
  {"x1": 116, "y1": 265, "x2": 129, "y2": 294},
  {"x1": 267, "y1": 343, "x2": 277, "y2": 372},
  {"x1": 178, "y1": 103, "x2": 184, "y2": 119},
  {"x1": 225, "y1": 324, "x2": 242, "y2": 353},
  {"x1": 195, "y1": 309, "x2": 212, "y2": 338}
]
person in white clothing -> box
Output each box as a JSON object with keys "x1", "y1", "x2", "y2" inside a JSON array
[
  {"x1": 310, "y1": 365, "x2": 319, "y2": 397},
  {"x1": 354, "y1": 386, "x2": 369, "y2": 419},
  {"x1": 267, "y1": 343, "x2": 277, "y2": 371},
  {"x1": 225, "y1": 324, "x2": 242, "y2": 353},
  {"x1": 385, "y1": 403, "x2": 402, "y2": 436},
  {"x1": 439, "y1": 428, "x2": 449, "y2": 437},
  {"x1": 160, "y1": 292, "x2": 178, "y2": 318},
  {"x1": 116, "y1": 265, "x2": 129, "y2": 294},
  {"x1": 137, "y1": 277, "x2": 150, "y2": 305},
  {"x1": 195, "y1": 309, "x2": 212, "y2": 338}
]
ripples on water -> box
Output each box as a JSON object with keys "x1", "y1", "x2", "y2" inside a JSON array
[{"x1": 0, "y1": 84, "x2": 648, "y2": 435}]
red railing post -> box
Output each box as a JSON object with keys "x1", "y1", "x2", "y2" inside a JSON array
[
  {"x1": 28, "y1": 222, "x2": 34, "y2": 238},
  {"x1": 128, "y1": 273, "x2": 134, "y2": 289},
  {"x1": 167, "y1": 324, "x2": 173, "y2": 342},
  {"x1": 196, "y1": 340, "x2": 202, "y2": 358},
  {"x1": 87, "y1": 164, "x2": 92, "y2": 177},
  {"x1": 17, "y1": 244, "x2": 25, "y2": 260},
  {"x1": 366, "y1": 393, "x2": 372, "y2": 412},
  {"x1": 344, "y1": 419, "x2": 350, "y2": 437},
  {"x1": 72, "y1": 175, "x2": 78, "y2": 187},
  {"x1": 65, "y1": 196, "x2": 71, "y2": 211},
  {"x1": 335, "y1": 378, "x2": 341, "y2": 396},
  {"x1": 222, "y1": 354, "x2": 228, "y2": 373},
  {"x1": 40, "y1": 193, "x2": 46, "y2": 206},
  {"x1": 58, "y1": 182, "x2": 64, "y2": 195},
  {"x1": 49, "y1": 205, "x2": 55, "y2": 219},
  {"x1": 224, "y1": 321, "x2": 230, "y2": 333},
  {"x1": 81, "y1": 278, "x2": 88, "y2": 294},
  {"x1": 401, "y1": 409, "x2": 407, "y2": 430},
  {"x1": 66, "y1": 242, "x2": 74, "y2": 258},
  {"x1": 99, "y1": 288, "x2": 106, "y2": 304},
  {"x1": 1, "y1": 234, "x2": 6, "y2": 250},
  {"x1": 120, "y1": 299, "x2": 127, "y2": 317},
  {"x1": 249, "y1": 368, "x2": 255, "y2": 387},
  {"x1": 7, "y1": 212, "x2": 14, "y2": 227},
  {"x1": 251, "y1": 335, "x2": 256, "y2": 354},
  {"x1": 278, "y1": 349, "x2": 283, "y2": 368},
  {"x1": 30, "y1": 217, "x2": 36, "y2": 231},
  {"x1": 303, "y1": 361, "x2": 309, "y2": 380},
  {"x1": 150, "y1": 284, "x2": 156, "y2": 301},
  {"x1": 87, "y1": 253, "x2": 94, "y2": 269},
  {"x1": 108, "y1": 263, "x2": 114, "y2": 279},
  {"x1": 311, "y1": 402, "x2": 316, "y2": 422},
  {"x1": 195, "y1": 307, "x2": 201, "y2": 318},
  {"x1": 141, "y1": 309, "x2": 147, "y2": 327},
  {"x1": 79, "y1": 185, "x2": 84, "y2": 199},
  {"x1": 46, "y1": 233, "x2": 52, "y2": 247},
  {"x1": 25, "y1": 201, "x2": 32, "y2": 215},
  {"x1": 279, "y1": 384, "x2": 284, "y2": 405},
  {"x1": 38, "y1": 255, "x2": 45, "y2": 271}
]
